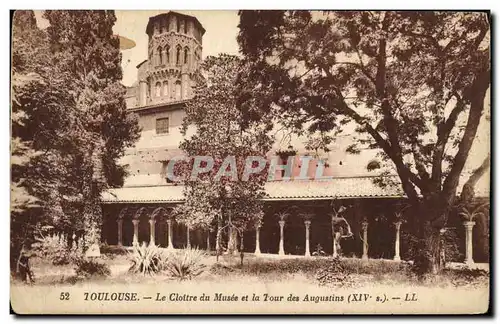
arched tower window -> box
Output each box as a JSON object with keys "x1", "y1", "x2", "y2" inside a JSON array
[
  {"x1": 177, "y1": 18, "x2": 181, "y2": 32},
  {"x1": 163, "y1": 81, "x2": 169, "y2": 97},
  {"x1": 155, "y1": 82, "x2": 161, "y2": 97},
  {"x1": 175, "y1": 80, "x2": 182, "y2": 100},
  {"x1": 165, "y1": 45, "x2": 170, "y2": 65},
  {"x1": 184, "y1": 47, "x2": 190, "y2": 66},
  {"x1": 158, "y1": 47, "x2": 163, "y2": 65},
  {"x1": 176, "y1": 46, "x2": 182, "y2": 65},
  {"x1": 184, "y1": 20, "x2": 188, "y2": 34}
]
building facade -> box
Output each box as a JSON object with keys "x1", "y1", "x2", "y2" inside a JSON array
[{"x1": 101, "y1": 12, "x2": 490, "y2": 263}]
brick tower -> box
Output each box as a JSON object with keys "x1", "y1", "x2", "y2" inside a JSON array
[{"x1": 137, "y1": 12, "x2": 205, "y2": 107}]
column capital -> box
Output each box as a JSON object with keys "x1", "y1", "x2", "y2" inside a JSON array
[
  {"x1": 304, "y1": 220, "x2": 311, "y2": 227},
  {"x1": 117, "y1": 218, "x2": 123, "y2": 224},
  {"x1": 361, "y1": 221, "x2": 369, "y2": 230},
  {"x1": 132, "y1": 219, "x2": 140, "y2": 225},
  {"x1": 393, "y1": 221, "x2": 402, "y2": 228},
  {"x1": 149, "y1": 219, "x2": 156, "y2": 225},
  {"x1": 463, "y1": 221, "x2": 476, "y2": 227},
  {"x1": 278, "y1": 220, "x2": 285, "y2": 227}
]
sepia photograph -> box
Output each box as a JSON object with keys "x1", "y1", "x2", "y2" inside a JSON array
[{"x1": 10, "y1": 9, "x2": 490, "y2": 315}]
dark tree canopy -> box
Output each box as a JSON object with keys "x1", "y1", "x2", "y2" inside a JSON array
[{"x1": 237, "y1": 11, "x2": 490, "y2": 272}]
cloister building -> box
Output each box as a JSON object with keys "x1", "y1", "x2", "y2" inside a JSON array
[{"x1": 101, "y1": 11, "x2": 490, "y2": 264}]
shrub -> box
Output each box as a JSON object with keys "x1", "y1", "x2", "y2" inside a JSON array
[
  {"x1": 32, "y1": 234, "x2": 83, "y2": 265},
  {"x1": 74, "y1": 258, "x2": 111, "y2": 278},
  {"x1": 443, "y1": 268, "x2": 489, "y2": 288},
  {"x1": 128, "y1": 242, "x2": 166, "y2": 276},
  {"x1": 166, "y1": 248, "x2": 206, "y2": 280},
  {"x1": 316, "y1": 257, "x2": 351, "y2": 286}
]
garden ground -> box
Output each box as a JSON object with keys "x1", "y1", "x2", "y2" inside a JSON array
[{"x1": 11, "y1": 250, "x2": 490, "y2": 314}]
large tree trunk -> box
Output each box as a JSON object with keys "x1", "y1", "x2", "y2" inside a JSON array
[
  {"x1": 413, "y1": 200, "x2": 448, "y2": 275},
  {"x1": 227, "y1": 226, "x2": 237, "y2": 255},
  {"x1": 215, "y1": 218, "x2": 222, "y2": 262}
]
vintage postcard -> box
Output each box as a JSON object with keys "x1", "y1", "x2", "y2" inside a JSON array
[{"x1": 10, "y1": 10, "x2": 490, "y2": 315}]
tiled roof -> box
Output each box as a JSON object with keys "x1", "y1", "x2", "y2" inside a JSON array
[
  {"x1": 101, "y1": 171, "x2": 490, "y2": 204},
  {"x1": 101, "y1": 176, "x2": 405, "y2": 203}
]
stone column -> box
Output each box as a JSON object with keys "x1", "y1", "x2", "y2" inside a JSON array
[
  {"x1": 278, "y1": 220, "x2": 285, "y2": 256},
  {"x1": 117, "y1": 218, "x2": 123, "y2": 246},
  {"x1": 132, "y1": 219, "x2": 139, "y2": 246},
  {"x1": 332, "y1": 232, "x2": 340, "y2": 258},
  {"x1": 149, "y1": 219, "x2": 156, "y2": 246},
  {"x1": 464, "y1": 221, "x2": 476, "y2": 265},
  {"x1": 393, "y1": 221, "x2": 402, "y2": 261},
  {"x1": 254, "y1": 223, "x2": 261, "y2": 255},
  {"x1": 166, "y1": 219, "x2": 174, "y2": 250},
  {"x1": 304, "y1": 220, "x2": 311, "y2": 257},
  {"x1": 186, "y1": 227, "x2": 191, "y2": 249},
  {"x1": 361, "y1": 221, "x2": 368, "y2": 260}
]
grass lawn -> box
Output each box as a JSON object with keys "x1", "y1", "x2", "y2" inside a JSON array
[{"x1": 11, "y1": 250, "x2": 490, "y2": 314}]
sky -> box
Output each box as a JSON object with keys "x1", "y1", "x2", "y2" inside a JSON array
[{"x1": 34, "y1": 10, "x2": 241, "y2": 87}]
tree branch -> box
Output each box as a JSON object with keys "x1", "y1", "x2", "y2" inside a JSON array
[
  {"x1": 460, "y1": 153, "x2": 490, "y2": 201},
  {"x1": 442, "y1": 69, "x2": 490, "y2": 203},
  {"x1": 431, "y1": 94, "x2": 466, "y2": 187}
]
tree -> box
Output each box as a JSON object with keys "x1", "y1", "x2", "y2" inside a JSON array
[
  {"x1": 173, "y1": 54, "x2": 273, "y2": 260},
  {"x1": 237, "y1": 11, "x2": 490, "y2": 273},
  {"x1": 32, "y1": 10, "x2": 140, "y2": 251},
  {"x1": 11, "y1": 10, "x2": 57, "y2": 274}
]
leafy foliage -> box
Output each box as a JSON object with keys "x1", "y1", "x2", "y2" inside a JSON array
[
  {"x1": 74, "y1": 258, "x2": 111, "y2": 278},
  {"x1": 10, "y1": 10, "x2": 140, "y2": 265},
  {"x1": 165, "y1": 248, "x2": 207, "y2": 280},
  {"x1": 237, "y1": 11, "x2": 490, "y2": 272},
  {"x1": 32, "y1": 233, "x2": 83, "y2": 265},
  {"x1": 173, "y1": 54, "x2": 274, "y2": 254},
  {"x1": 316, "y1": 257, "x2": 351, "y2": 286},
  {"x1": 128, "y1": 242, "x2": 167, "y2": 276}
]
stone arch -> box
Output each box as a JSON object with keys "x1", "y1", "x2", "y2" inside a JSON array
[
  {"x1": 118, "y1": 207, "x2": 128, "y2": 220},
  {"x1": 151, "y1": 207, "x2": 168, "y2": 221}
]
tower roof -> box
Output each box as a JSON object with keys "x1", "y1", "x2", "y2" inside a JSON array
[{"x1": 146, "y1": 11, "x2": 206, "y2": 36}]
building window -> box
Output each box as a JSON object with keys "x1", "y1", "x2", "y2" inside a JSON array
[
  {"x1": 184, "y1": 47, "x2": 190, "y2": 66},
  {"x1": 163, "y1": 82, "x2": 169, "y2": 97},
  {"x1": 175, "y1": 80, "x2": 182, "y2": 100},
  {"x1": 176, "y1": 46, "x2": 182, "y2": 65},
  {"x1": 156, "y1": 117, "x2": 169, "y2": 134},
  {"x1": 158, "y1": 47, "x2": 163, "y2": 65},
  {"x1": 177, "y1": 18, "x2": 181, "y2": 32},
  {"x1": 165, "y1": 45, "x2": 170, "y2": 64},
  {"x1": 184, "y1": 21, "x2": 188, "y2": 34},
  {"x1": 155, "y1": 82, "x2": 161, "y2": 97}
]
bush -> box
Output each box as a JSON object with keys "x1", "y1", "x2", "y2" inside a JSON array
[
  {"x1": 316, "y1": 257, "x2": 351, "y2": 286},
  {"x1": 128, "y1": 242, "x2": 166, "y2": 276},
  {"x1": 32, "y1": 234, "x2": 83, "y2": 265},
  {"x1": 342, "y1": 258, "x2": 411, "y2": 275},
  {"x1": 74, "y1": 258, "x2": 111, "y2": 278},
  {"x1": 166, "y1": 248, "x2": 206, "y2": 280}
]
